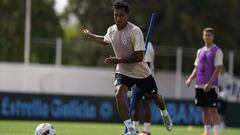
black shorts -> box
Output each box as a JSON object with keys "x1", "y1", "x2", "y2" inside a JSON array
[
  {"x1": 114, "y1": 73, "x2": 158, "y2": 94},
  {"x1": 195, "y1": 88, "x2": 218, "y2": 107},
  {"x1": 135, "y1": 89, "x2": 150, "y2": 101},
  {"x1": 217, "y1": 99, "x2": 227, "y2": 115}
]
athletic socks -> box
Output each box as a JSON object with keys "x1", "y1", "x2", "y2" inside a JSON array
[
  {"x1": 124, "y1": 119, "x2": 136, "y2": 133},
  {"x1": 132, "y1": 121, "x2": 151, "y2": 133},
  {"x1": 204, "y1": 125, "x2": 211, "y2": 134},
  {"x1": 133, "y1": 121, "x2": 139, "y2": 131},
  {"x1": 160, "y1": 109, "x2": 168, "y2": 116},
  {"x1": 202, "y1": 124, "x2": 220, "y2": 135},
  {"x1": 124, "y1": 119, "x2": 132, "y2": 128},
  {"x1": 213, "y1": 124, "x2": 220, "y2": 134},
  {"x1": 143, "y1": 122, "x2": 151, "y2": 133}
]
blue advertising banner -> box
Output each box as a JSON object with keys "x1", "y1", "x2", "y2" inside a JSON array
[
  {"x1": 151, "y1": 100, "x2": 202, "y2": 125},
  {"x1": 0, "y1": 92, "x2": 120, "y2": 122},
  {"x1": 0, "y1": 92, "x2": 239, "y2": 127}
]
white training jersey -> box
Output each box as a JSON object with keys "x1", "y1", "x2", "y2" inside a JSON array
[
  {"x1": 104, "y1": 22, "x2": 151, "y2": 79},
  {"x1": 144, "y1": 42, "x2": 155, "y2": 73}
]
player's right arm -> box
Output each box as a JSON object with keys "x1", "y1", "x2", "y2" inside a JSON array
[
  {"x1": 82, "y1": 29, "x2": 110, "y2": 46},
  {"x1": 186, "y1": 67, "x2": 197, "y2": 87},
  {"x1": 186, "y1": 49, "x2": 200, "y2": 87}
]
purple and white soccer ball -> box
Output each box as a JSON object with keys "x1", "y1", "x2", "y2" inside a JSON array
[{"x1": 35, "y1": 123, "x2": 56, "y2": 135}]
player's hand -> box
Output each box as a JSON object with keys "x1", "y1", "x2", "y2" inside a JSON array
[
  {"x1": 203, "y1": 83, "x2": 211, "y2": 92},
  {"x1": 104, "y1": 56, "x2": 121, "y2": 64},
  {"x1": 82, "y1": 29, "x2": 92, "y2": 40},
  {"x1": 185, "y1": 78, "x2": 192, "y2": 87}
]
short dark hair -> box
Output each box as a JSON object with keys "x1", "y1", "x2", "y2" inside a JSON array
[
  {"x1": 113, "y1": 1, "x2": 129, "y2": 13},
  {"x1": 203, "y1": 27, "x2": 215, "y2": 35}
]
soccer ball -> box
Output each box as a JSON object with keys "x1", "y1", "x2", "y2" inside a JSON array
[{"x1": 35, "y1": 123, "x2": 56, "y2": 135}]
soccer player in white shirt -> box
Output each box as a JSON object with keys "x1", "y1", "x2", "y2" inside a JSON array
[
  {"x1": 132, "y1": 27, "x2": 155, "y2": 135},
  {"x1": 82, "y1": 1, "x2": 172, "y2": 135}
]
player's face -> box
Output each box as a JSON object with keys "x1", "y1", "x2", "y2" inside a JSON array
[
  {"x1": 202, "y1": 31, "x2": 214, "y2": 44},
  {"x1": 114, "y1": 8, "x2": 129, "y2": 30}
]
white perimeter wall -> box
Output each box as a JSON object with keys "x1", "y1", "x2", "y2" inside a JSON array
[{"x1": 0, "y1": 62, "x2": 194, "y2": 99}]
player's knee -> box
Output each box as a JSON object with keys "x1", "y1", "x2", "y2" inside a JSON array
[
  {"x1": 115, "y1": 89, "x2": 122, "y2": 99},
  {"x1": 210, "y1": 108, "x2": 218, "y2": 114},
  {"x1": 115, "y1": 85, "x2": 128, "y2": 100},
  {"x1": 147, "y1": 92, "x2": 161, "y2": 100},
  {"x1": 146, "y1": 93, "x2": 154, "y2": 99}
]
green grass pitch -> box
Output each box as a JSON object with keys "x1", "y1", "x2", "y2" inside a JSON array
[{"x1": 0, "y1": 120, "x2": 239, "y2": 135}]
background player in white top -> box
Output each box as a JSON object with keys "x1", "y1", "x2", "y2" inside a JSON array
[
  {"x1": 82, "y1": 1, "x2": 172, "y2": 135},
  {"x1": 132, "y1": 27, "x2": 155, "y2": 135},
  {"x1": 218, "y1": 66, "x2": 230, "y2": 130},
  {"x1": 145, "y1": 43, "x2": 155, "y2": 74}
]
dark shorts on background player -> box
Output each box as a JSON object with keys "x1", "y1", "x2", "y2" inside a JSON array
[
  {"x1": 135, "y1": 89, "x2": 150, "y2": 101},
  {"x1": 218, "y1": 99, "x2": 227, "y2": 115},
  {"x1": 114, "y1": 73, "x2": 158, "y2": 94},
  {"x1": 195, "y1": 88, "x2": 218, "y2": 107}
]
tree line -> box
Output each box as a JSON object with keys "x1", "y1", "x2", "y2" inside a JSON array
[{"x1": 1, "y1": 0, "x2": 240, "y2": 74}]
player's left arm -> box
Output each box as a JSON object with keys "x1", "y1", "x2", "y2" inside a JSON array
[
  {"x1": 204, "y1": 49, "x2": 224, "y2": 91},
  {"x1": 104, "y1": 51, "x2": 144, "y2": 64},
  {"x1": 205, "y1": 66, "x2": 222, "y2": 88}
]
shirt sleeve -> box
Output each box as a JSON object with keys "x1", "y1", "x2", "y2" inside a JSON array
[
  {"x1": 215, "y1": 49, "x2": 223, "y2": 66},
  {"x1": 194, "y1": 49, "x2": 201, "y2": 66},
  {"x1": 131, "y1": 28, "x2": 145, "y2": 51},
  {"x1": 104, "y1": 26, "x2": 112, "y2": 44},
  {"x1": 145, "y1": 42, "x2": 154, "y2": 62}
]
